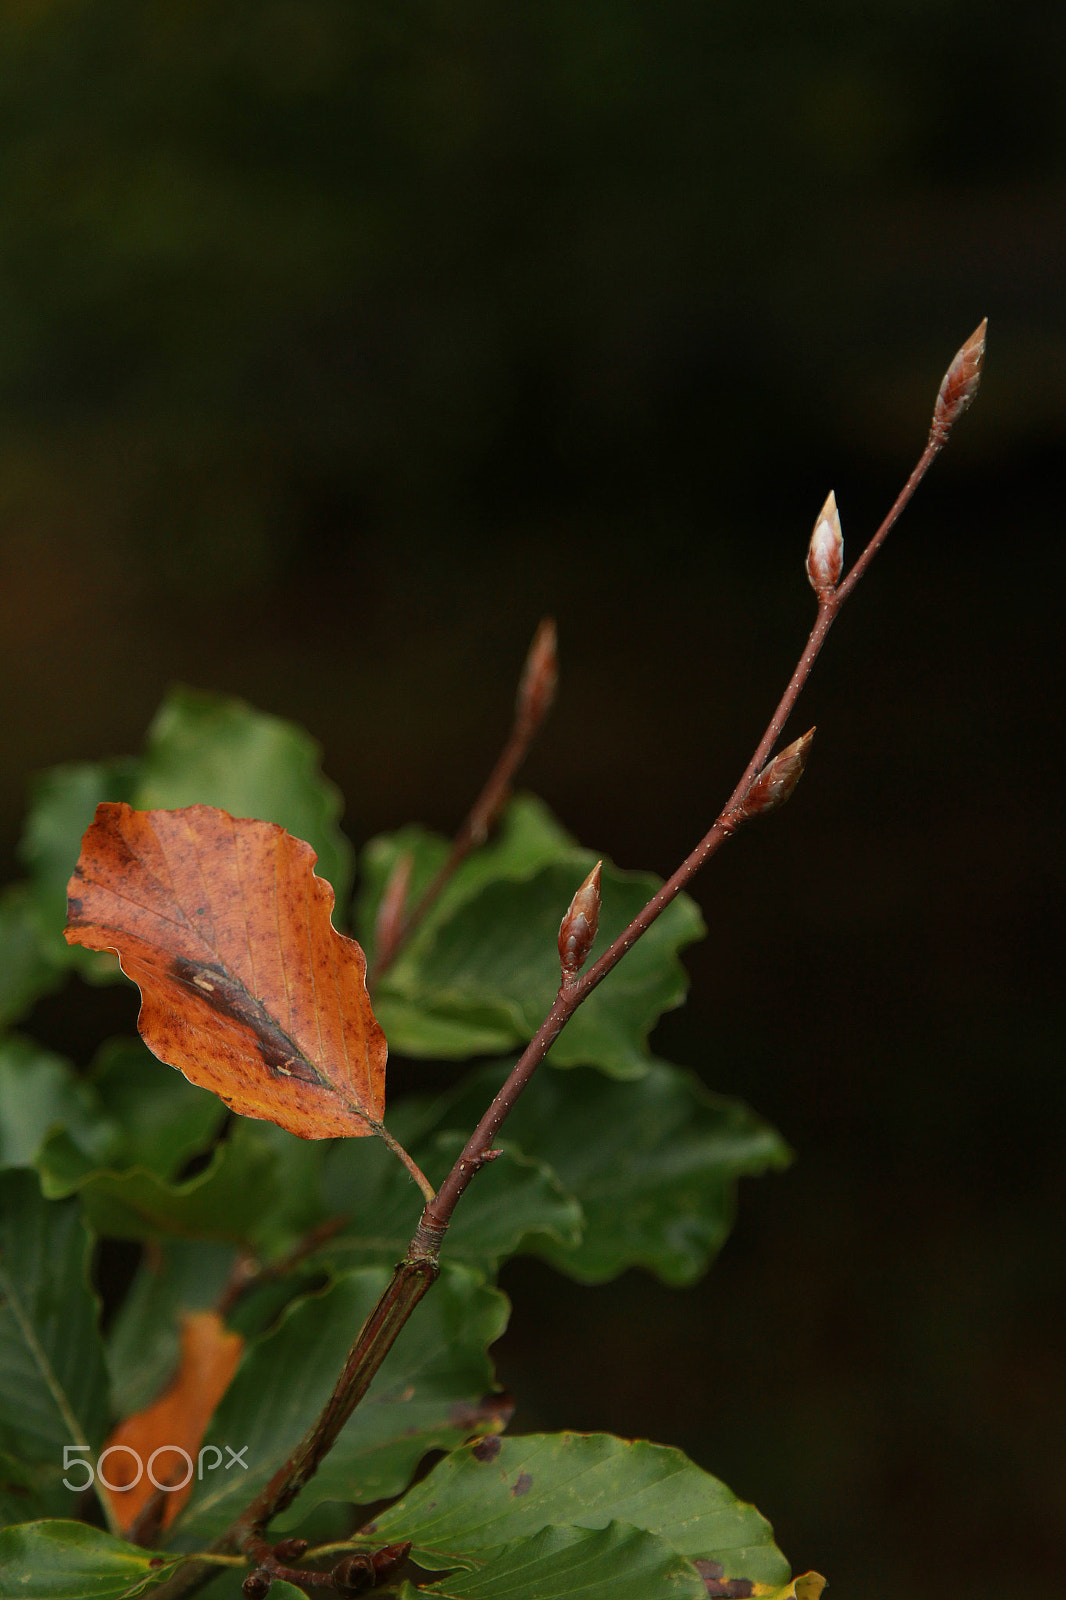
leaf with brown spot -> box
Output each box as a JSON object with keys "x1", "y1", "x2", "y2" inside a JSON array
[
  {"x1": 64, "y1": 803, "x2": 387, "y2": 1141},
  {"x1": 100, "y1": 1309, "x2": 243, "y2": 1535}
]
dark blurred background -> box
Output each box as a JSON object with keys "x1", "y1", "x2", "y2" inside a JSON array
[{"x1": 2, "y1": 5, "x2": 1063, "y2": 1597}]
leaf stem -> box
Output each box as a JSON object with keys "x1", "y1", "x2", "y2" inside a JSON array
[{"x1": 375, "y1": 1120, "x2": 437, "y2": 1202}]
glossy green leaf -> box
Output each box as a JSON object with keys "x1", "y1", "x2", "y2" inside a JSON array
[
  {"x1": 0, "y1": 1038, "x2": 118, "y2": 1174},
  {"x1": 0, "y1": 1520, "x2": 182, "y2": 1597},
  {"x1": 367, "y1": 1433, "x2": 789, "y2": 1587},
  {"x1": 133, "y1": 687, "x2": 353, "y2": 910},
  {"x1": 86, "y1": 1039, "x2": 227, "y2": 1183},
  {"x1": 177, "y1": 1264, "x2": 509, "y2": 1542},
  {"x1": 0, "y1": 1174, "x2": 110, "y2": 1523},
  {"x1": 38, "y1": 1121, "x2": 281, "y2": 1246},
  {"x1": 318, "y1": 1103, "x2": 582, "y2": 1277},
  {"x1": 376, "y1": 851, "x2": 704, "y2": 1077},
  {"x1": 433, "y1": 1059, "x2": 790, "y2": 1284},
  {"x1": 0, "y1": 885, "x2": 64, "y2": 1028},
  {"x1": 394, "y1": 1521, "x2": 707, "y2": 1600}
]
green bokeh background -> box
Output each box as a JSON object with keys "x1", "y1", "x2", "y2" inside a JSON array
[{"x1": 2, "y1": 5, "x2": 1062, "y2": 1597}]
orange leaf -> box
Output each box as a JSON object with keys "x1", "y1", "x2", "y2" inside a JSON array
[
  {"x1": 100, "y1": 1310, "x2": 243, "y2": 1535},
  {"x1": 65, "y1": 802, "x2": 387, "y2": 1140}
]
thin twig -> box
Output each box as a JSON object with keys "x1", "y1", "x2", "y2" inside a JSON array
[
  {"x1": 369, "y1": 618, "x2": 558, "y2": 984},
  {"x1": 147, "y1": 322, "x2": 985, "y2": 1599},
  {"x1": 414, "y1": 318, "x2": 987, "y2": 1241}
]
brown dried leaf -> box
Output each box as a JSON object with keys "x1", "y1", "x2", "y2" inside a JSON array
[
  {"x1": 100, "y1": 1309, "x2": 243, "y2": 1534},
  {"x1": 65, "y1": 802, "x2": 387, "y2": 1139}
]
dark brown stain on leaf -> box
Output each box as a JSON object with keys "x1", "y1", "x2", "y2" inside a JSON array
[
  {"x1": 511, "y1": 1469, "x2": 533, "y2": 1497},
  {"x1": 167, "y1": 956, "x2": 322, "y2": 1086},
  {"x1": 695, "y1": 1562, "x2": 754, "y2": 1598},
  {"x1": 471, "y1": 1436, "x2": 502, "y2": 1463}
]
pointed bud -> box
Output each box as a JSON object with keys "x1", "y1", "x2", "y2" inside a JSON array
[
  {"x1": 373, "y1": 849, "x2": 414, "y2": 965},
  {"x1": 371, "y1": 1543, "x2": 413, "y2": 1581},
  {"x1": 806, "y1": 491, "x2": 843, "y2": 597},
  {"x1": 558, "y1": 860, "x2": 602, "y2": 978},
  {"x1": 929, "y1": 318, "x2": 987, "y2": 447},
  {"x1": 516, "y1": 618, "x2": 558, "y2": 733},
  {"x1": 735, "y1": 730, "x2": 815, "y2": 824},
  {"x1": 331, "y1": 1553, "x2": 375, "y2": 1595}
]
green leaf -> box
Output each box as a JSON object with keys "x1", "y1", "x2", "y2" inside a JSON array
[
  {"x1": 105, "y1": 1239, "x2": 236, "y2": 1418},
  {"x1": 176, "y1": 1264, "x2": 509, "y2": 1543},
  {"x1": 0, "y1": 1520, "x2": 181, "y2": 1598},
  {"x1": 318, "y1": 1104, "x2": 582, "y2": 1277},
  {"x1": 355, "y1": 796, "x2": 576, "y2": 964},
  {"x1": 133, "y1": 687, "x2": 353, "y2": 911},
  {"x1": 38, "y1": 1121, "x2": 282, "y2": 1246},
  {"x1": 395, "y1": 1521, "x2": 708, "y2": 1600},
  {"x1": 86, "y1": 1040, "x2": 228, "y2": 1183},
  {"x1": 433, "y1": 1060, "x2": 790, "y2": 1285},
  {"x1": 0, "y1": 1038, "x2": 118, "y2": 1175},
  {"x1": 374, "y1": 836, "x2": 704, "y2": 1077},
  {"x1": 0, "y1": 885, "x2": 64, "y2": 1028},
  {"x1": 0, "y1": 1173, "x2": 110, "y2": 1522},
  {"x1": 17, "y1": 760, "x2": 137, "y2": 986},
  {"x1": 367, "y1": 1433, "x2": 789, "y2": 1588}
]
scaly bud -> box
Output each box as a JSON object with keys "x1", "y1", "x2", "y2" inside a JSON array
[
  {"x1": 559, "y1": 860, "x2": 602, "y2": 978},
  {"x1": 929, "y1": 318, "x2": 987, "y2": 448},
  {"x1": 331, "y1": 1553, "x2": 375, "y2": 1595},
  {"x1": 806, "y1": 490, "x2": 843, "y2": 598},
  {"x1": 516, "y1": 617, "x2": 558, "y2": 733},
  {"x1": 733, "y1": 729, "x2": 815, "y2": 824},
  {"x1": 272, "y1": 1538, "x2": 309, "y2": 1562}
]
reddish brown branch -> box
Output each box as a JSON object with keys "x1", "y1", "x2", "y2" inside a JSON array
[
  {"x1": 370, "y1": 619, "x2": 558, "y2": 983},
  {"x1": 412, "y1": 317, "x2": 987, "y2": 1244}
]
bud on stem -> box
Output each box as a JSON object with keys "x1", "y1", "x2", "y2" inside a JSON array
[
  {"x1": 559, "y1": 860, "x2": 602, "y2": 979},
  {"x1": 732, "y1": 729, "x2": 815, "y2": 825},
  {"x1": 929, "y1": 318, "x2": 987, "y2": 448},
  {"x1": 516, "y1": 618, "x2": 558, "y2": 734},
  {"x1": 806, "y1": 491, "x2": 843, "y2": 598}
]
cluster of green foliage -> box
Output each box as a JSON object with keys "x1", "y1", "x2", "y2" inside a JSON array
[{"x1": 0, "y1": 689, "x2": 802, "y2": 1598}]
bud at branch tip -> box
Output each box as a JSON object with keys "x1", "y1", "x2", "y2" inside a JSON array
[
  {"x1": 516, "y1": 617, "x2": 558, "y2": 732},
  {"x1": 559, "y1": 860, "x2": 602, "y2": 978},
  {"x1": 806, "y1": 490, "x2": 843, "y2": 598},
  {"x1": 930, "y1": 318, "x2": 987, "y2": 447}
]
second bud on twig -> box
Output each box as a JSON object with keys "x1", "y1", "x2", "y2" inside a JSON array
[
  {"x1": 806, "y1": 491, "x2": 843, "y2": 599},
  {"x1": 559, "y1": 861, "x2": 603, "y2": 981},
  {"x1": 732, "y1": 729, "x2": 816, "y2": 826}
]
